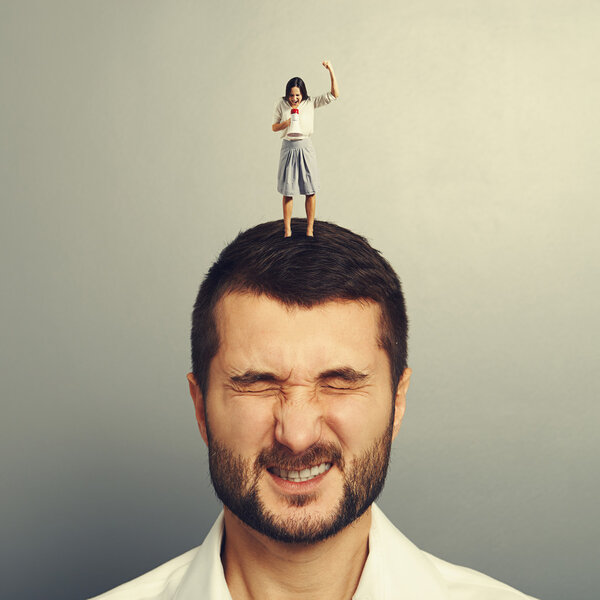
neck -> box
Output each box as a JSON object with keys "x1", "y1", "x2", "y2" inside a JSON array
[{"x1": 221, "y1": 507, "x2": 371, "y2": 600}]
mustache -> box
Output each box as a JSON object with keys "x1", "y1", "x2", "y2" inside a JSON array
[{"x1": 255, "y1": 441, "x2": 344, "y2": 472}]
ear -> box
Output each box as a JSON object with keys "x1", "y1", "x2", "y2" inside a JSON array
[
  {"x1": 187, "y1": 373, "x2": 209, "y2": 446},
  {"x1": 392, "y1": 368, "x2": 411, "y2": 441}
]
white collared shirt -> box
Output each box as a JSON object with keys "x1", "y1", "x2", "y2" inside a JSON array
[{"x1": 90, "y1": 504, "x2": 537, "y2": 599}]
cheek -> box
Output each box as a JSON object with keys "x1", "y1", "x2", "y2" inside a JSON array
[
  {"x1": 209, "y1": 398, "x2": 276, "y2": 455},
  {"x1": 324, "y1": 397, "x2": 392, "y2": 453}
]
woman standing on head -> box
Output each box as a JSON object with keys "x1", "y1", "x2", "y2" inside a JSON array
[{"x1": 272, "y1": 61, "x2": 339, "y2": 237}]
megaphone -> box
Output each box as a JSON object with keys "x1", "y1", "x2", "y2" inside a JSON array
[{"x1": 287, "y1": 108, "x2": 303, "y2": 138}]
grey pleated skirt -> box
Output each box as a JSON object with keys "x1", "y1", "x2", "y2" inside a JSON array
[{"x1": 277, "y1": 138, "x2": 320, "y2": 196}]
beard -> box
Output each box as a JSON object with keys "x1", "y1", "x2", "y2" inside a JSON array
[{"x1": 206, "y1": 425, "x2": 393, "y2": 544}]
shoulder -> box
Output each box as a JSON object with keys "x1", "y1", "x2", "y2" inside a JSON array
[
  {"x1": 423, "y1": 552, "x2": 538, "y2": 599},
  {"x1": 370, "y1": 505, "x2": 538, "y2": 600},
  {"x1": 88, "y1": 547, "x2": 199, "y2": 600},
  {"x1": 89, "y1": 512, "x2": 226, "y2": 600}
]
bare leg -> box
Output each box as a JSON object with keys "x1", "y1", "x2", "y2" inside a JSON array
[
  {"x1": 305, "y1": 194, "x2": 316, "y2": 236},
  {"x1": 283, "y1": 196, "x2": 293, "y2": 237}
]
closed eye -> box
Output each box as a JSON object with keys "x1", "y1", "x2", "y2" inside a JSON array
[
  {"x1": 323, "y1": 383, "x2": 354, "y2": 389},
  {"x1": 320, "y1": 382, "x2": 365, "y2": 393},
  {"x1": 229, "y1": 371, "x2": 281, "y2": 392},
  {"x1": 318, "y1": 367, "x2": 370, "y2": 389}
]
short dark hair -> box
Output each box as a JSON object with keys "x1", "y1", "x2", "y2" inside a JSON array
[
  {"x1": 191, "y1": 219, "x2": 408, "y2": 397},
  {"x1": 284, "y1": 77, "x2": 310, "y2": 103}
]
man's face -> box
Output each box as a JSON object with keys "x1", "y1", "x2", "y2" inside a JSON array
[{"x1": 189, "y1": 293, "x2": 409, "y2": 544}]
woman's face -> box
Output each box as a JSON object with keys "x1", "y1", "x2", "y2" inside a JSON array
[{"x1": 288, "y1": 86, "x2": 302, "y2": 108}]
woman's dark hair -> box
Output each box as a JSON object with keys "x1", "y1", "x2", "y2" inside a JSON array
[
  {"x1": 283, "y1": 77, "x2": 310, "y2": 103},
  {"x1": 191, "y1": 219, "x2": 408, "y2": 398}
]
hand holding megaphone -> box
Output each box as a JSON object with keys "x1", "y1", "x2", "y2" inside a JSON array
[{"x1": 287, "y1": 108, "x2": 303, "y2": 138}]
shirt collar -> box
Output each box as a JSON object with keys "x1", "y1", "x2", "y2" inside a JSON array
[
  {"x1": 353, "y1": 504, "x2": 448, "y2": 600},
  {"x1": 174, "y1": 512, "x2": 232, "y2": 600},
  {"x1": 174, "y1": 504, "x2": 448, "y2": 600}
]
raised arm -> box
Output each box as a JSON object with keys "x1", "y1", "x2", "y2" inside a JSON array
[{"x1": 322, "y1": 60, "x2": 339, "y2": 98}]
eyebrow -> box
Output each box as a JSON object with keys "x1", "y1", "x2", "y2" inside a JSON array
[
  {"x1": 229, "y1": 371, "x2": 282, "y2": 385},
  {"x1": 229, "y1": 367, "x2": 370, "y2": 386},
  {"x1": 318, "y1": 367, "x2": 370, "y2": 384}
]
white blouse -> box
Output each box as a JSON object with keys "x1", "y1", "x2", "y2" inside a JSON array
[{"x1": 273, "y1": 91, "x2": 337, "y2": 140}]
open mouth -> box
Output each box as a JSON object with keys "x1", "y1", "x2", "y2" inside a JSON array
[{"x1": 269, "y1": 462, "x2": 332, "y2": 483}]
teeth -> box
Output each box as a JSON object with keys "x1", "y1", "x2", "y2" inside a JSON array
[{"x1": 272, "y1": 462, "x2": 331, "y2": 482}]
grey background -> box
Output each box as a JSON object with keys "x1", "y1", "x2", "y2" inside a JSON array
[{"x1": 1, "y1": 1, "x2": 598, "y2": 599}]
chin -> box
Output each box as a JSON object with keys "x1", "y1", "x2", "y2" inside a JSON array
[{"x1": 242, "y1": 485, "x2": 362, "y2": 545}]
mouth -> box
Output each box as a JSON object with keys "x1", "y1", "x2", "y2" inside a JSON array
[{"x1": 269, "y1": 462, "x2": 332, "y2": 483}]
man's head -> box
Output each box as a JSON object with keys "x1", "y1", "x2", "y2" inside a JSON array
[
  {"x1": 188, "y1": 219, "x2": 410, "y2": 543},
  {"x1": 191, "y1": 219, "x2": 408, "y2": 397}
]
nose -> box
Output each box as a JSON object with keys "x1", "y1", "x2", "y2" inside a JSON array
[{"x1": 274, "y1": 392, "x2": 323, "y2": 454}]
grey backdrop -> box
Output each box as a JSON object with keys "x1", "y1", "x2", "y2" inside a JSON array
[{"x1": 2, "y1": 2, "x2": 599, "y2": 599}]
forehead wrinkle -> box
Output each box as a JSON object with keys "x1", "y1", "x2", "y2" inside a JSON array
[{"x1": 214, "y1": 292, "x2": 387, "y2": 378}]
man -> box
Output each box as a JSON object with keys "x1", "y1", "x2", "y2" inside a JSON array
[{"x1": 92, "y1": 219, "x2": 537, "y2": 599}]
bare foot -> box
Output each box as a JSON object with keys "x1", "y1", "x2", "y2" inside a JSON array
[{"x1": 306, "y1": 230, "x2": 314, "y2": 237}]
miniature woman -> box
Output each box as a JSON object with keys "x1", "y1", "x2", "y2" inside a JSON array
[{"x1": 272, "y1": 60, "x2": 339, "y2": 237}]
